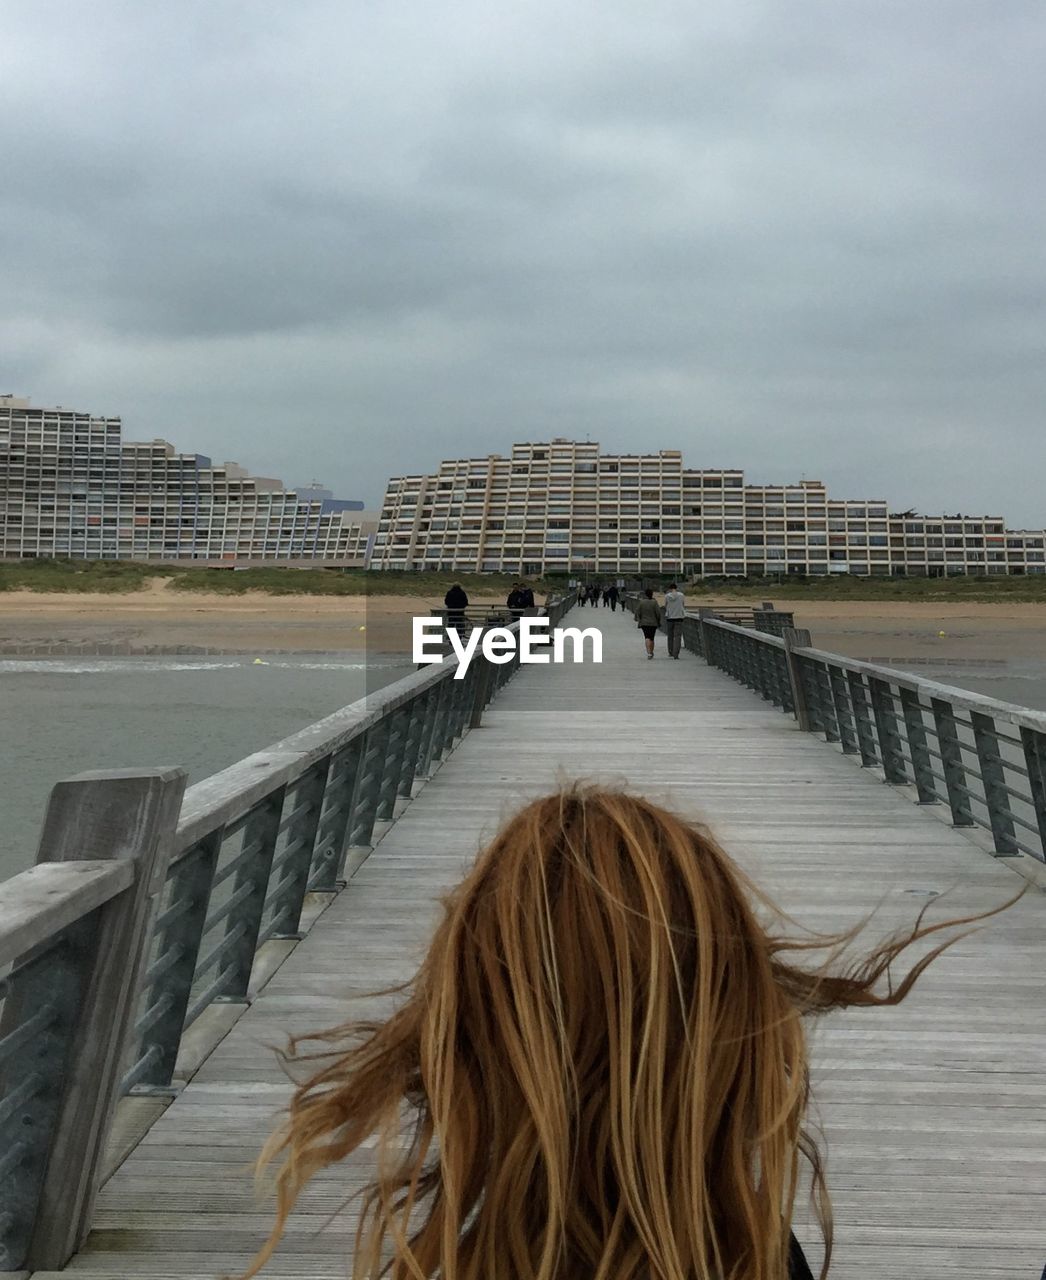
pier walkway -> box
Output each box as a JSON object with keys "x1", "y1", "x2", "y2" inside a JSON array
[{"x1": 27, "y1": 614, "x2": 1046, "y2": 1279}]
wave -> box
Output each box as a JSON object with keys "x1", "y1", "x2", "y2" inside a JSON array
[{"x1": 0, "y1": 657, "x2": 406, "y2": 675}]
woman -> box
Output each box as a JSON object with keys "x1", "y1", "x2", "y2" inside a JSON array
[
  {"x1": 247, "y1": 786, "x2": 1010, "y2": 1280},
  {"x1": 635, "y1": 586, "x2": 663, "y2": 659}
]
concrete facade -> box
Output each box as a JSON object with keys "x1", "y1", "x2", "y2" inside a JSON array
[
  {"x1": 372, "y1": 438, "x2": 1046, "y2": 577},
  {"x1": 0, "y1": 397, "x2": 376, "y2": 564}
]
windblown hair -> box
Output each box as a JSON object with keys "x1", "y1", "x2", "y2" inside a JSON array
[{"x1": 247, "y1": 786, "x2": 1016, "y2": 1280}]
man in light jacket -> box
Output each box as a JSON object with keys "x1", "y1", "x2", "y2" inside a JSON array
[{"x1": 663, "y1": 582, "x2": 686, "y2": 659}]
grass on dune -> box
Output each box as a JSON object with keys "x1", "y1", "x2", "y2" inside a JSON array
[
  {"x1": 3, "y1": 559, "x2": 1046, "y2": 602},
  {"x1": 686, "y1": 575, "x2": 1046, "y2": 604},
  {"x1": 0, "y1": 560, "x2": 563, "y2": 598}
]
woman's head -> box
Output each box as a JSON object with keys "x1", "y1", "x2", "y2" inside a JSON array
[
  {"x1": 644, "y1": 588, "x2": 654, "y2": 599},
  {"x1": 250, "y1": 785, "x2": 1012, "y2": 1280}
]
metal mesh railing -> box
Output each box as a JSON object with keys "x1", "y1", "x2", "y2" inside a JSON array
[{"x1": 676, "y1": 609, "x2": 1046, "y2": 865}]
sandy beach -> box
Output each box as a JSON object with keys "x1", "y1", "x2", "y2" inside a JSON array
[
  {"x1": 2, "y1": 582, "x2": 1046, "y2": 662},
  {"x1": 687, "y1": 597, "x2": 1046, "y2": 667},
  {"x1": 0, "y1": 580, "x2": 508, "y2": 654}
]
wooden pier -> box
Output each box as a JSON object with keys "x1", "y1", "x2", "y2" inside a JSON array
[{"x1": 15, "y1": 612, "x2": 1046, "y2": 1279}]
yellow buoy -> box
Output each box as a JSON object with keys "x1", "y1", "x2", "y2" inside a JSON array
[
  {"x1": 253, "y1": 658, "x2": 268, "y2": 665},
  {"x1": 937, "y1": 631, "x2": 946, "y2": 638}
]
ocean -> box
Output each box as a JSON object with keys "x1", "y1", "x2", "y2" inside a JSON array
[{"x1": 0, "y1": 653, "x2": 413, "y2": 881}]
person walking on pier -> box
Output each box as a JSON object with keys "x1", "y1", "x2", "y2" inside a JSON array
[
  {"x1": 634, "y1": 586, "x2": 663, "y2": 659},
  {"x1": 607, "y1": 582, "x2": 619, "y2": 611},
  {"x1": 663, "y1": 581, "x2": 686, "y2": 659},
  {"x1": 248, "y1": 785, "x2": 1008, "y2": 1280}
]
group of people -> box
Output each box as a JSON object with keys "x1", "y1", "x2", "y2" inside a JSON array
[
  {"x1": 440, "y1": 581, "x2": 539, "y2": 629},
  {"x1": 506, "y1": 581, "x2": 536, "y2": 618},
  {"x1": 633, "y1": 582, "x2": 687, "y2": 660},
  {"x1": 577, "y1": 582, "x2": 619, "y2": 609}
]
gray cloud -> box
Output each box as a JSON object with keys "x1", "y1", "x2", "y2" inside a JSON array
[{"x1": 3, "y1": 0, "x2": 1045, "y2": 524}]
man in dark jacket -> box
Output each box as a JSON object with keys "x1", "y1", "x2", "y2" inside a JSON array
[{"x1": 443, "y1": 583, "x2": 469, "y2": 632}]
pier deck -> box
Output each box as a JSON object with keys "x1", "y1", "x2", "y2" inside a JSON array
[{"x1": 33, "y1": 614, "x2": 1046, "y2": 1279}]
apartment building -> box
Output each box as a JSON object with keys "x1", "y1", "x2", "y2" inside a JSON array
[
  {"x1": 372, "y1": 438, "x2": 1046, "y2": 577},
  {"x1": 0, "y1": 397, "x2": 376, "y2": 564}
]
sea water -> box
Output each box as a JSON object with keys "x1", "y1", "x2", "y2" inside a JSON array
[{"x1": 0, "y1": 654, "x2": 413, "y2": 880}]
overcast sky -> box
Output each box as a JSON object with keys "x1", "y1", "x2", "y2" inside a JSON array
[{"x1": 3, "y1": 1, "x2": 1045, "y2": 524}]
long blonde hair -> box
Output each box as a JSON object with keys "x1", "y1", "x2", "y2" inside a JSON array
[{"x1": 247, "y1": 785, "x2": 1016, "y2": 1280}]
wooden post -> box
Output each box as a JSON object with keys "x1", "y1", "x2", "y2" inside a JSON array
[
  {"x1": 25, "y1": 767, "x2": 186, "y2": 1271},
  {"x1": 781, "y1": 627, "x2": 813, "y2": 732}
]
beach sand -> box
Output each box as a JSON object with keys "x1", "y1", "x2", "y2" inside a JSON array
[
  {"x1": 710, "y1": 598, "x2": 1046, "y2": 666},
  {"x1": 2, "y1": 582, "x2": 1046, "y2": 662},
  {"x1": 0, "y1": 580, "x2": 505, "y2": 654}
]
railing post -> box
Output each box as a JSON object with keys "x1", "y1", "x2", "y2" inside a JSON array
[
  {"x1": 869, "y1": 677, "x2": 908, "y2": 784},
  {"x1": 847, "y1": 672, "x2": 879, "y2": 767},
  {"x1": 447, "y1": 665, "x2": 472, "y2": 742},
  {"x1": 270, "y1": 760, "x2": 329, "y2": 938},
  {"x1": 217, "y1": 789, "x2": 284, "y2": 999},
  {"x1": 131, "y1": 829, "x2": 222, "y2": 1092},
  {"x1": 1020, "y1": 726, "x2": 1046, "y2": 861},
  {"x1": 416, "y1": 682, "x2": 447, "y2": 779},
  {"x1": 697, "y1": 609, "x2": 716, "y2": 666},
  {"x1": 931, "y1": 698, "x2": 975, "y2": 827},
  {"x1": 829, "y1": 667, "x2": 859, "y2": 754},
  {"x1": 375, "y1": 706, "x2": 410, "y2": 822},
  {"x1": 469, "y1": 656, "x2": 495, "y2": 729},
  {"x1": 21, "y1": 768, "x2": 186, "y2": 1271},
  {"x1": 781, "y1": 627, "x2": 813, "y2": 731},
  {"x1": 309, "y1": 737, "x2": 365, "y2": 890},
  {"x1": 899, "y1": 688, "x2": 938, "y2": 804},
  {"x1": 970, "y1": 711, "x2": 1019, "y2": 856},
  {"x1": 348, "y1": 720, "x2": 390, "y2": 848},
  {"x1": 393, "y1": 693, "x2": 426, "y2": 800},
  {"x1": 813, "y1": 664, "x2": 840, "y2": 742}
]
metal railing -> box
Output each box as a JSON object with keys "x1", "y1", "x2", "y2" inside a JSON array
[
  {"x1": 675, "y1": 608, "x2": 1046, "y2": 866},
  {"x1": 622, "y1": 594, "x2": 795, "y2": 635},
  {"x1": 0, "y1": 593, "x2": 573, "y2": 1272}
]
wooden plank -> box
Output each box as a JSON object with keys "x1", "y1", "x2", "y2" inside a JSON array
[{"x1": 0, "y1": 862, "x2": 132, "y2": 968}]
